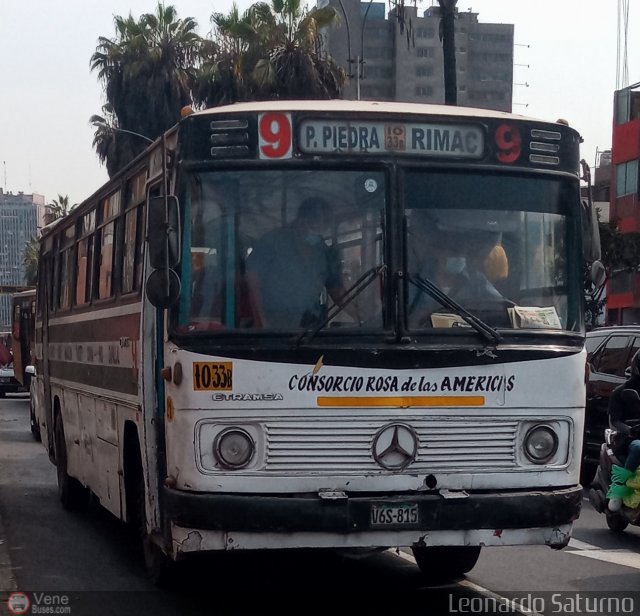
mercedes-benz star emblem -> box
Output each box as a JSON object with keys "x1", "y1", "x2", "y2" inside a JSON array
[{"x1": 372, "y1": 423, "x2": 418, "y2": 470}]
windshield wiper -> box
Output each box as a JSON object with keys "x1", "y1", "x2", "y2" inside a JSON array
[
  {"x1": 408, "y1": 274, "x2": 503, "y2": 345},
  {"x1": 296, "y1": 264, "x2": 387, "y2": 345}
]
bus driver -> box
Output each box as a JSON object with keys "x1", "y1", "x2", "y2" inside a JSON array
[
  {"x1": 246, "y1": 197, "x2": 347, "y2": 329},
  {"x1": 407, "y1": 214, "x2": 507, "y2": 327}
]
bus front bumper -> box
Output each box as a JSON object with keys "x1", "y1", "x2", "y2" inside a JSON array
[{"x1": 163, "y1": 485, "x2": 581, "y2": 553}]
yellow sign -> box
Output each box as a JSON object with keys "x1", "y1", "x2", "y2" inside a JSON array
[
  {"x1": 317, "y1": 395, "x2": 485, "y2": 408},
  {"x1": 193, "y1": 362, "x2": 233, "y2": 391}
]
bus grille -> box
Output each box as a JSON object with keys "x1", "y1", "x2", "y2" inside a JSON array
[{"x1": 265, "y1": 418, "x2": 518, "y2": 473}]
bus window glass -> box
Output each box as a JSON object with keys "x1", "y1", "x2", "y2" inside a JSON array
[
  {"x1": 126, "y1": 172, "x2": 146, "y2": 208},
  {"x1": 101, "y1": 191, "x2": 121, "y2": 221},
  {"x1": 98, "y1": 222, "x2": 115, "y2": 299},
  {"x1": 134, "y1": 205, "x2": 146, "y2": 290},
  {"x1": 122, "y1": 209, "x2": 137, "y2": 293},
  {"x1": 122, "y1": 206, "x2": 145, "y2": 294},
  {"x1": 81, "y1": 211, "x2": 96, "y2": 234},
  {"x1": 58, "y1": 248, "x2": 73, "y2": 310},
  {"x1": 123, "y1": 172, "x2": 147, "y2": 294},
  {"x1": 54, "y1": 227, "x2": 75, "y2": 311},
  {"x1": 405, "y1": 171, "x2": 580, "y2": 332},
  {"x1": 76, "y1": 236, "x2": 93, "y2": 305},
  {"x1": 177, "y1": 170, "x2": 385, "y2": 332}
]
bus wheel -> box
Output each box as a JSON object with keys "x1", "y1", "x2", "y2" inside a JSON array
[
  {"x1": 606, "y1": 512, "x2": 629, "y2": 533},
  {"x1": 30, "y1": 398, "x2": 41, "y2": 442},
  {"x1": 54, "y1": 415, "x2": 89, "y2": 511},
  {"x1": 411, "y1": 545, "x2": 481, "y2": 581}
]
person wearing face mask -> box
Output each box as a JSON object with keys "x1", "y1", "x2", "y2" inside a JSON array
[
  {"x1": 407, "y1": 216, "x2": 505, "y2": 328},
  {"x1": 245, "y1": 197, "x2": 347, "y2": 329}
]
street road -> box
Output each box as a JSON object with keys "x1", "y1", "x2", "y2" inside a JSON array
[{"x1": 2, "y1": 396, "x2": 640, "y2": 615}]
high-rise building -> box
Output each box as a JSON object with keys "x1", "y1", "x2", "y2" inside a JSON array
[
  {"x1": 320, "y1": 1, "x2": 514, "y2": 112},
  {"x1": 0, "y1": 189, "x2": 44, "y2": 329}
]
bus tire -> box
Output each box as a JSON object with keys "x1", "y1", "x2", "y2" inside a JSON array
[
  {"x1": 129, "y1": 452, "x2": 174, "y2": 587},
  {"x1": 30, "y1": 398, "x2": 41, "y2": 442},
  {"x1": 580, "y1": 462, "x2": 597, "y2": 487},
  {"x1": 54, "y1": 414, "x2": 89, "y2": 511},
  {"x1": 411, "y1": 545, "x2": 481, "y2": 580}
]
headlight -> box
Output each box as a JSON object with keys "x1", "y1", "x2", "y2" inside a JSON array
[
  {"x1": 214, "y1": 428, "x2": 255, "y2": 469},
  {"x1": 523, "y1": 425, "x2": 558, "y2": 463}
]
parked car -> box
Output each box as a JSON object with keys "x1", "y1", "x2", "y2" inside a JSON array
[
  {"x1": 583, "y1": 326, "x2": 640, "y2": 485},
  {"x1": 0, "y1": 364, "x2": 28, "y2": 397},
  {"x1": 0, "y1": 332, "x2": 28, "y2": 398}
]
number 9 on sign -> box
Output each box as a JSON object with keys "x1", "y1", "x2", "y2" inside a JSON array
[{"x1": 259, "y1": 112, "x2": 293, "y2": 159}]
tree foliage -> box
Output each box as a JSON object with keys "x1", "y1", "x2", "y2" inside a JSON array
[
  {"x1": 585, "y1": 213, "x2": 640, "y2": 328},
  {"x1": 192, "y1": 0, "x2": 345, "y2": 107},
  {"x1": 22, "y1": 236, "x2": 40, "y2": 286},
  {"x1": 600, "y1": 219, "x2": 640, "y2": 274},
  {"x1": 44, "y1": 194, "x2": 75, "y2": 223},
  {"x1": 90, "y1": 2, "x2": 346, "y2": 174},
  {"x1": 90, "y1": 3, "x2": 203, "y2": 175}
]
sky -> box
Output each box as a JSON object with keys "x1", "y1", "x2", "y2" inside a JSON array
[{"x1": 0, "y1": 0, "x2": 637, "y2": 205}]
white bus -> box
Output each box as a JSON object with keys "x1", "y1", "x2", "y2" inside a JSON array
[{"x1": 32, "y1": 100, "x2": 601, "y2": 583}]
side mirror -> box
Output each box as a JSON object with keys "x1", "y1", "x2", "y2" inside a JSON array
[
  {"x1": 145, "y1": 268, "x2": 181, "y2": 309},
  {"x1": 25, "y1": 365, "x2": 36, "y2": 376},
  {"x1": 148, "y1": 195, "x2": 181, "y2": 270}
]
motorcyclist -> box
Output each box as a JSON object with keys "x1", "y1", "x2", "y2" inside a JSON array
[{"x1": 607, "y1": 349, "x2": 640, "y2": 511}]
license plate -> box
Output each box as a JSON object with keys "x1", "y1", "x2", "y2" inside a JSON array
[{"x1": 371, "y1": 504, "x2": 419, "y2": 526}]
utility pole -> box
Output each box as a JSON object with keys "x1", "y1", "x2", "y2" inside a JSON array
[{"x1": 437, "y1": 0, "x2": 457, "y2": 105}]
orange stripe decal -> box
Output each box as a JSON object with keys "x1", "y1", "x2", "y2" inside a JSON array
[{"x1": 316, "y1": 396, "x2": 485, "y2": 408}]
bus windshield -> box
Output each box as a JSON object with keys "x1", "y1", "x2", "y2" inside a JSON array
[
  {"x1": 175, "y1": 167, "x2": 581, "y2": 335},
  {"x1": 404, "y1": 170, "x2": 581, "y2": 333},
  {"x1": 177, "y1": 168, "x2": 385, "y2": 333}
]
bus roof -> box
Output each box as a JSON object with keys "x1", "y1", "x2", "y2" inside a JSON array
[{"x1": 190, "y1": 99, "x2": 565, "y2": 127}]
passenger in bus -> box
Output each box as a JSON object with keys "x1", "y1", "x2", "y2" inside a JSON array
[
  {"x1": 245, "y1": 197, "x2": 347, "y2": 329},
  {"x1": 408, "y1": 217, "x2": 507, "y2": 327}
]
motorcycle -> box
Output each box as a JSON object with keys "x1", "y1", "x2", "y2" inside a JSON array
[{"x1": 588, "y1": 389, "x2": 640, "y2": 533}]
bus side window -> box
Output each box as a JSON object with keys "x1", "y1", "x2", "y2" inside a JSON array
[{"x1": 123, "y1": 171, "x2": 147, "y2": 294}]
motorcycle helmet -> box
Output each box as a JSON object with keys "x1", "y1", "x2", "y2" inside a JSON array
[{"x1": 631, "y1": 350, "x2": 640, "y2": 379}]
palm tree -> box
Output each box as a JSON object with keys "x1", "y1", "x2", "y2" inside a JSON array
[
  {"x1": 89, "y1": 106, "x2": 141, "y2": 178},
  {"x1": 191, "y1": 3, "x2": 262, "y2": 107},
  {"x1": 90, "y1": 3, "x2": 203, "y2": 175},
  {"x1": 23, "y1": 237, "x2": 40, "y2": 286},
  {"x1": 193, "y1": 0, "x2": 345, "y2": 107},
  {"x1": 250, "y1": 0, "x2": 346, "y2": 99},
  {"x1": 45, "y1": 194, "x2": 75, "y2": 223}
]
